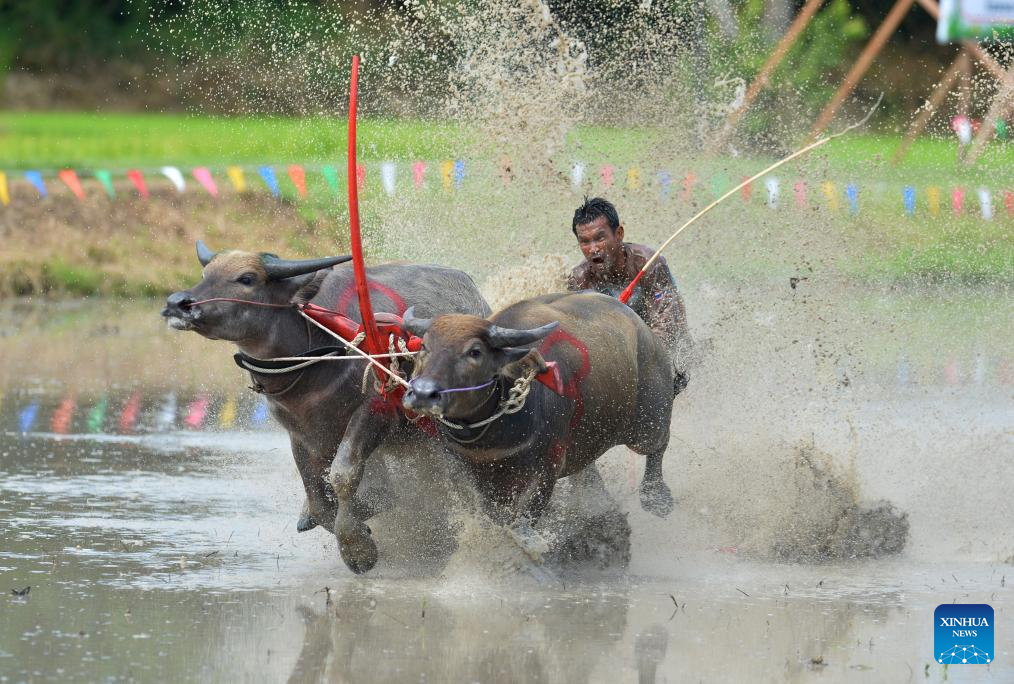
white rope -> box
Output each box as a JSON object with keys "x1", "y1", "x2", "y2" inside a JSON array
[{"x1": 299, "y1": 310, "x2": 412, "y2": 390}]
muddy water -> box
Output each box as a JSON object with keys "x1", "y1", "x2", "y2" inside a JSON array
[{"x1": 1, "y1": 294, "x2": 1011, "y2": 682}]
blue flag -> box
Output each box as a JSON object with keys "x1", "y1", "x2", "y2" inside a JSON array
[
  {"x1": 903, "y1": 186, "x2": 916, "y2": 216},
  {"x1": 846, "y1": 184, "x2": 859, "y2": 215},
  {"x1": 258, "y1": 166, "x2": 280, "y2": 197},
  {"x1": 25, "y1": 171, "x2": 47, "y2": 197}
]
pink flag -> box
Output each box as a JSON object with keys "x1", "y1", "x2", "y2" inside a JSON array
[
  {"x1": 356, "y1": 163, "x2": 366, "y2": 191},
  {"x1": 288, "y1": 165, "x2": 307, "y2": 198},
  {"x1": 127, "y1": 170, "x2": 149, "y2": 199},
  {"x1": 192, "y1": 167, "x2": 219, "y2": 197},
  {"x1": 951, "y1": 187, "x2": 965, "y2": 215},
  {"x1": 741, "y1": 176, "x2": 752, "y2": 203},
  {"x1": 412, "y1": 161, "x2": 426, "y2": 188},
  {"x1": 58, "y1": 169, "x2": 85, "y2": 200},
  {"x1": 600, "y1": 165, "x2": 614, "y2": 188},
  {"x1": 184, "y1": 394, "x2": 210, "y2": 429},
  {"x1": 681, "y1": 172, "x2": 696, "y2": 202},
  {"x1": 119, "y1": 390, "x2": 142, "y2": 433},
  {"x1": 794, "y1": 181, "x2": 807, "y2": 209}
]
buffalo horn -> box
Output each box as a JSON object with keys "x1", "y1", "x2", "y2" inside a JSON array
[
  {"x1": 486, "y1": 321, "x2": 559, "y2": 348},
  {"x1": 262, "y1": 254, "x2": 353, "y2": 280},
  {"x1": 401, "y1": 306, "x2": 432, "y2": 336},
  {"x1": 196, "y1": 240, "x2": 217, "y2": 266}
]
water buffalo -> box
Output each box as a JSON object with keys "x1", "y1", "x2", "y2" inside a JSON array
[
  {"x1": 401, "y1": 291, "x2": 675, "y2": 545},
  {"x1": 161, "y1": 241, "x2": 490, "y2": 573}
]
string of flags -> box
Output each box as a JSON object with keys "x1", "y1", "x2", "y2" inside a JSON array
[{"x1": 0, "y1": 160, "x2": 1010, "y2": 221}]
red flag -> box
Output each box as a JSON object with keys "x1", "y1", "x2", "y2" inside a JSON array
[
  {"x1": 58, "y1": 169, "x2": 85, "y2": 200},
  {"x1": 288, "y1": 165, "x2": 307, "y2": 198},
  {"x1": 794, "y1": 181, "x2": 807, "y2": 209},
  {"x1": 119, "y1": 390, "x2": 142, "y2": 433},
  {"x1": 127, "y1": 170, "x2": 149, "y2": 199},
  {"x1": 740, "y1": 176, "x2": 752, "y2": 202},
  {"x1": 681, "y1": 172, "x2": 696, "y2": 202},
  {"x1": 1004, "y1": 190, "x2": 1013, "y2": 218}
]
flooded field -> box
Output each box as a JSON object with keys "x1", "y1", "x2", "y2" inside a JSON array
[{"x1": 1, "y1": 288, "x2": 1010, "y2": 682}]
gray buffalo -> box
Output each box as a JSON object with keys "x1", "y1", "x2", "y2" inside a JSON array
[
  {"x1": 162, "y1": 241, "x2": 490, "y2": 573},
  {"x1": 401, "y1": 291, "x2": 676, "y2": 541}
]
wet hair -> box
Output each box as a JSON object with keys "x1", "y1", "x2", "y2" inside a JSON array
[{"x1": 572, "y1": 197, "x2": 620, "y2": 235}]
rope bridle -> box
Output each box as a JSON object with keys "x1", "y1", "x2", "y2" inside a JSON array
[{"x1": 433, "y1": 369, "x2": 538, "y2": 444}]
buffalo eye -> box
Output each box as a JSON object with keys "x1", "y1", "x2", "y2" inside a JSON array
[
  {"x1": 466, "y1": 347, "x2": 483, "y2": 360},
  {"x1": 236, "y1": 273, "x2": 256, "y2": 286}
]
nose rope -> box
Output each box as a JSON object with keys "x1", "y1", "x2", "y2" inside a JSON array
[
  {"x1": 438, "y1": 377, "x2": 497, "y2": 394},
  {"x1": 186, "y1": 297, "x2": 294, "y2": 309}
]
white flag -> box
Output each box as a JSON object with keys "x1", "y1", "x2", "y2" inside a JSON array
[
  {"x1": 765, "y1": 177, "x2": 780, "y2": 209},
  {"x1": 571, "y1": 162, "x2": 585, "y2": 188},
  {"x1": 978, "y1": 187, "x2": 993, "y2": 220},
  {"x1": 161, "y1": 166, "x2": 185, "y2": 192},
  {"x1": 381, "y1": 162, "x2": 397, "y2": 197}
]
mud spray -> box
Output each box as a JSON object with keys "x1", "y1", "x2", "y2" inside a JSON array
[{"x1": 156, "y1": 1, "x2": 1012, "y2": 579}]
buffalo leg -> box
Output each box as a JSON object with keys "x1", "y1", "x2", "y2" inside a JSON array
[
  {"x1": 329, "y1": 403, "x2": 395, "y2": 574},
  {"x1": 639, "y1": 450, "x2": 674, "y2": 518},
  {"x1": 291, "y1": 439, "x2": 338, "y2": 534}
]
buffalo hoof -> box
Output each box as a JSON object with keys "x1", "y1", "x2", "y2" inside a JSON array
[
  {"x1": 507, "y1": 517, "x2": 551, "y2": 562},
  {"x1": 639, "y1": 479, "x2": 674, "y2": 518},
  {"x1": 337, "y1": 523, "x2": 379, "y2": 574},
  {"x1": 296, "y1": 513, "x2": 318, "y2": 533}
]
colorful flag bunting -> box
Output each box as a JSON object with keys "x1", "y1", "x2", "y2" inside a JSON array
[
  {"x1": 657, "y1": 171, "x2": 672, "y2": 198},
  {"x1": 192, "y1": 167, "x2": 219, "y2": 197},
  {"x1": 218, "y1": 396, "x2": 237, "y2": 430},
  {"x1": 453, "y1": 160, "x2": 465, "y2": 188},
  {"x1": 19, "y1": 402, "x2": 38, "y2": 433},
  {"x1": 821, "y1": 181, "x2": 839, "y2": 210},
  {"x1": 927, "y1": 186, "x2": 941, "y2": 217},
  {"x1": 600, "y1": 165, "x2": 615, "y2": 188},
  {"x1": 903, "y1": 186, "x2": 916, "y2": 216},
  {"x1": 381, "y1": 162, "x2": 397, "y2": 196},
  {"x1": 793, "y1": 181, "x2": 807, "y2": 209},
  {"x1": 25, "y1": 171, "x2": 47, "y2": 198},
  {"x1": 226, "y1": 166, "x2": 246, "y2": 193},
  {"x1": 412, "y1": 161, "x2": 426, "y2": 189},
  {"x1": 95, "y1": 170, "x2": 116, "y2": 199},
  {"x1": 440, "y1": 160, "x2": 454, "y2": 190},
  {"x1": 627, "y1": 167, "x2": 641, "y2": 191},
  {"x1": 978, "y1": 187, "x2": 992, "y2": 220},
  {"x1": 119, "y1": 390, "x2": 142, "y2": 433},
  {"x1": 322, "y1": 165, "x2": 340, "y2": 194},
  {"x1": 127, "y1": 169, "x2": 149, "y2": 199},
  {"x1": 58, "y1": 169, "x2": 85, "y2": 200},
  {"x1": 87, "y1": 396, "x2": 109, "y2": 433},
  {"x1": 258, "y1": 166, "x2": 280, "y2": 197},
  {"x1": 0, "y1": 172, "x2": 8, "y2": 206},
  {"x1": 765, "y1": 177, "x2": 779, "y2": 209},
  {"x1": 952, "y1": 187, "x2": 965, "y2": 215},
  {"x1": 51, "y1": 394, "x2": 76, "y2": 434},
  {"x1": 846, "y1": 184, "x2": 859, "y2": 215},
  {"x1": 287, "y1": 165, "x2": 307, "y2": 198},
  {"x1": 160, "y1": 166, "x2": 185, "y2": 193},
  {"x1": 356, "y1": 163, "x2": 366, "y2": 191},
  {"x1": 571, "y1": 163, "x2": 585, "y2": 188}
]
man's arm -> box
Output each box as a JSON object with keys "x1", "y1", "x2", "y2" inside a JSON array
[
  {"x1": 642, "y1": 260, "x2": 687, "y2": 340},
  {"x1": 566, "y1": 265, "x2": 586, "y2": 292}
]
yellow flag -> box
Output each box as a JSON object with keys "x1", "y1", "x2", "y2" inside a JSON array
[
  {"x1": 226, "y1": 166, "x2": 246, "y2": 193},
  {"x1": 440, "y1": 160, "x2": 453, "y2": 190},
  {"x1": 0, "y1": 172, "x2": 8, "y2": 206},
  {"x1": 627, "y1": 167, "x2": 641, "y2": 191},
  {"x1": 218, "y1": 396, "x2": 237, "y2": 429},
  {"x1": 821, "y1": 181, "x2": 839, "y2": 211},
  {"x1": 926, "y1": 186, "x2": 941, "y2": 217}
]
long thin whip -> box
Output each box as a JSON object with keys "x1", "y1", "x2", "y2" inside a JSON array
[{"x1": 618, "y1": 94, "x2": 883, "y2": 304}]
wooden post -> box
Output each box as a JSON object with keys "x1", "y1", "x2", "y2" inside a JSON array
[
  {"x1": 808, "y1": 0, "x2": 917, "y2": 139},
  {"x1": 965, "y1": 61, "x2": 1014, "y2": 164},
  {"x1": 708, "y1": 0, "x2": 824, "y2": 153},
  {"x1": 892, "y1": 50, "x2": 968, "y2": 164}
]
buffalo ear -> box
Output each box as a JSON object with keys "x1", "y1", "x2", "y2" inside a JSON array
[
  {"x1": 501, "y1": 349, "x2": 549, "y2": 381},
  {"x1": 290, "y1": 270, "x2": 328, "y2": 306}
]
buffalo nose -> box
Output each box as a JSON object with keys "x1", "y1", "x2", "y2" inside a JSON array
[
  {"x1": 162, "y1": 291, "x2": 195, "y2": 317},
  {"x1": 405, "y1": 378, "x2": 442, "y2": 409}
]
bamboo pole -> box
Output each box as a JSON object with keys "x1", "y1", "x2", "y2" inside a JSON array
[{"x1": 892, "y1": 51, "x2": 968, "y2": 164}]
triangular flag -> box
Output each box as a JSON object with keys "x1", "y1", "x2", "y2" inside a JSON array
[
  {"x1": 51, "y1": 394, "x2": 76, "y2": 435},
  {"x1": 571, "y1": 162, "x2": 585, "y2": 188},
  {"x1": 58, "y1": 169, "x2": 85, "y2": 200},
  {"x1": 1005, "y1": 190, "x2": 1014, "y2": 218},
  {"x1": 927, "y1": 186, "x2": 941, "y2": 217},
  {"x1": 821, "y1": 181, "x2": 839, "y2": 210},
  {"x1": 440, "y1": 160, "x2": 453, "y2": 189},
  {"x1": 95, "y1": 170, "x2": 116, "y2": 199},
  {"x1": 219, "y1": 396, "x2": 237, "y2": 430},
  {"x1": 288, "y1": 165, "x2": 307, "y2": 198},
  {"x1": 793, "y1": 181, "x2": 807, "y2": 209},
  {"x1": 19, "y1": 402, "x2": 38, "y2": 433},
  {"x1": 158, "y1": 392, "x2": 177, "y2": 431},
  {"x1": 600, "y1": 165, "x2": 614, "y2": 188},
  {"x1": 380, "y1": 162, "x2": 396, "y2": 196},
  {"x1": 161, "y1": 166, "x2": 185, "y2": 192},
  {"x1": 192, "y1": 167, "x2": 219, "y2": 197},
  {"x1": 185, "y1": 394, "x2": 210, "y2": 429},
  {"x1": 627, "y1": 167, "x2": 641, "y2": 191},
  {"x1": 657, "y1": 171, "x2": 672, "y2": 198},
  {"x1": 226, "y1": 166, "x2": 245, "y2": 193},
  {"x1": 453, "y1": 160, "x2": 465, "y2": 188},
  {"x1": 356, "y1": 163, "x2": 366, "y2": 191},
  {"x1": 127, "y1": 169, "x2": 149, "y2": 199},
  {"x1": 740, "y1": 176, "x2": 752, "y2": 203},
  {"x1": 412, "y1": 161, "x2": 426, "y2": 189},
  {"x1": 25, "y1": 171, "x2": 47, "y2": 198},
  {"x1": 321, "y1": 165, "x2": 339, "y2": 194},
  {"x1": 251, "y1": 398, "x2": 269, "y2": 425},
  {"x1": 846, "y1": 184, "x2": 859, "y2": 215},
  {"x1": 118, "y1": 390, "x2": 142, "y2": 433},
  {"x1": 87, "y1": 396, "x2": 109, "y2": 433},
  {"x1": 258, "y1": 166, "x2": 280, "y2": 197},
  {"x1": 903, "y1": 186, "x2": 915, "y2": 216},
  {"x1": 681, "y1": 172, "x2": 696, "y2": 202},
  {"x1": 978, "y1": 187, "x2": 993, "y2": 220},
  {"x1": 765, "y1": 177, "x2": 779, "y2": 208},
  {"x1": 711, "y1": 173, "x2": 728, "y2": 199},
  {"x1": 0, "y1": 172, "x2": 8, "y2": 206},
  {"x1": 952, "y1": 187, "x2": 965, "y2": 215}
]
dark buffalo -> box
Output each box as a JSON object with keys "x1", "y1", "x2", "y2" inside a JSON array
[
  {"x1": 162, "y1": 242, "x2": 490, "y2": 573},
  {"x1": 401, "y1": 291, "x2": 675, "y2": 543}
]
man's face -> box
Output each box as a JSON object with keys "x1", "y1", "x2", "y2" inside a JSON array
[{"x1": 575, "y1": 216, "x2": 624, "y2": 273}]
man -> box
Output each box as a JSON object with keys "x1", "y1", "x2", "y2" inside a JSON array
[{"x1": 566, "y1": 197, "x2": 693, "y2": 395}]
